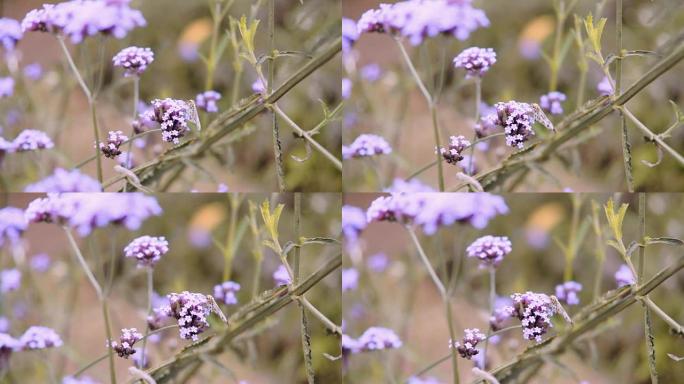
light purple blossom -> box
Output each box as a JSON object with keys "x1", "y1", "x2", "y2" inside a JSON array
[
  {"x1": 597, "y1": 76, "x2": 613, "y2": 96},
  {"x1": 342, "y1": 205, "x2": 367, "y2": 244},
  {"x1": 484, "y1": 101, "x2": 538, "y2": 149},
  {"x1": 342, "y1": 17, "x2": 359, "y2": 53},
  {"x1": 615, "y1": 264, "x2": 635, "y2": 287},
  {"x1": 11, "y1": 129, "x2": 54, "y2": 152},
  {"x1": 23, "y1": 63, "x2": 43, "y2": 80},
  {"x1": 0, "y1": 77, "x2": 14, "y2": 98},
  {"x1": 342, "y1": 333, "x2": 361, "y2": 355},
  {"x1": 342, "y1": 268, "x2": 359, "y2": 292},
  {"x1": 438, "y1": 135, "x2": 471, "y2": 165},
  {"x1": 0, "y1": 207, "x2": 27, "y2": 247},
  {"x1": 30, "y1": 253, "x2": 51, "y2": 272},
  {"x1": 384, "y1": 178, "x2": 435, "y2": 193},
  {"x1": 341, "y1": 77, "x2": 352, "y2": 99},
  {"x1": 112, "y1": 46, "x2": 154, "y2": 77},
  {"x1": 273, "y1": 264, "x2": 291, "y2": 286},
  {"x1": 142, "y1": 98, "x2": 193, "y2": 144},
  {"x1": 357, "y1": 0, "x2": 489, "y2": 45},
  {"x1": 161, "y1": 291, "x2": 213, "y2": 341},
  {"x1": 356, "y1": 326, "x2": 402, "y2": 351},
  {"x1": 407, "y1": 376, "x2": 443, "y2": 384},
  {"x1": 361, "y1": 64, "x2": 382, "y2": 82},
  {"x1": 453, "y1": 47, "x2": 496, "y2": 78},
  {"x1": 195, "y1": 91, "x2": 221, "y2": 113},
  {"x1": 0, "y1": 333, "x2": 19, "y2": 369},
  {"x1": 489, "y1": 296, "x2": 515, "y2": 333},
  {"x1": 450, "y1": 328, "x2": 486, "y2": 359},
  {"x1": 539, "y1": 91, "x2": 566, "y2": 115},
  {"x1": 213, "y1": 281, "x2": 240, "y2": 306},
  {"x1": 367, "y1": 253, "x2": 389, "y2": 272},
  {"x1": 466, "y1": 235, "x2": 512, "y2": 268},
  {"x1": 62, "y1": 375, "x2": 100, "y2": 384},
  {"x1": 251, "y1": 79, "x2": 265, "y2": 94},
  {"x1": 0, "y1": 18, "x2": 22, "y2": 51},
  {"x1": 117, "y1": 151, "x2": 134, "y2": 169},
  {"x1": 98, "y1": 130, "x2": 128, "y2": 159},
  {"x1": 0, "y1": 269, "x2": 21, "y2": 293},
  {"x1": 24, "y1": 168, "x2": 101, "y2": 192},
  {"x1": 124, "y1": 235, "x2": 169, "y2": 267},
  {"x1": 508, "y1": 292, "x2": 558, "y2": 342},
  {"x1": 108, "y1": 328, "x2": 142, "y2": 358},
  {"x1": 217, "y1": 183, "x2": 229, "y2": 192},
  {"x1": 18, "y1": 326, "x2": 62, "y2": 350},
  {"x1": 555, "y1": 281, "x2": 582, "y2": 306},
  {"x1": 343, "y1": 134, "x2": 392, "y2": 159}
]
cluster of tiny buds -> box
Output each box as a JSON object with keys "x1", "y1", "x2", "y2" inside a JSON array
[
  {"x1": 450, "y1": 328, "x2": 486, "y2": 359},
  {"x1": 466, "y1": 235, "x2": 512, "y2": 268},
  {"x1": 98, "y1": 130, "x2": 128, "y2": 159},
  {"x1": 123, "y1": 235, "x2": 169, "y2": 268},
  {"x1": 453, "y1": 47, "x2": 497, "y2": 78},
  {"x1": 438, "y1": 135, "x2": 471, "y2": 165},
  {"x1": 108, "y1": 328, "x2": 142, "y2": 359}
]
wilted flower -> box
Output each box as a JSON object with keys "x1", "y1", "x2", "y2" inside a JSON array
[
  {"x1": 466, "y1": 235, "x2": 512, "y2": 268},
  {"x1": 0, "y1": 18, "x2": 22, "y2": 51},
  {"x1": 0, "y1": 77, "x2": 14, "y2": 98},
  {"x1": 18, "y1": 326, "x2": 62, "y2": 350},
  {"x1": 108, "y1": 328, "x2": 142, "y2": 358},
  {"x1": 161, "y1": 291, "x2": 213, "y2": 341},
  {"x1": 0, "y1": 207, "x2": 27, "y2": 247},
  {"x1": 342, "y1": 205, "x2": 367, "y2": 244},
  {"x1": 539, "y1": 91, "x2": 566, "y2": 115},
  {"x1": 273, "y1": 264, "x2": 291, "y2": 286},
  {"x1": 195, "y1": 91, "x2": 221, "y2": 113},
  {"x1": 213, "y1": 281, "x2": 241, "y2": 306},
  {"x1": 112, "y1": 46, "x2": 154, "y2": 77},
  {"x1": 450, "y1": 328, "x2": 486, "y2": 359},
  {"x1": 24, "y1": 168, "x2": 101, "y2": 192},
  {"x1": 555, "y1": 281, "x2": 582, "y2": 306},
  {"x1": 508, "y1": 292, "x2": 557, "y2": 342},
  {"x1": 356, "y1": 326, "x2": 402, "y2": 351},
  {"x1": 98, "y1": 130, "x2": 128, "y2": 159},
  {"x1": 438, "y1": 135, "x2": 471, "y2": 165},
  {"x1": 0, "y1": 269, "x2": 21, "y2": 293},
  {"x1": 342, "y1": 134, "x2": 392, "y2": 159},
  {"x1": 342, "y1": 268, "x2": 359, "y2": 292},
  {"x1": 597, "y1": 76, "x2": 613, "y2": 96},
  {"x1": 123, "y1": 235, "x2": 169, "y2": 267},
  {"x1": 453, "y1": 47, "x2": 496, "y2": 78},
  {"x1": 615, "y1": 264, "x2": 635, "y2": 287},
  {"x1": 142, "y1": 98, "x2": 193, "y2": 144}
]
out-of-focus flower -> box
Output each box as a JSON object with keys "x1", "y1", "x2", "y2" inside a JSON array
[
  {"x1": 24, "y1": 168, "x2": 101, "y2": 192},
  {"x1": 273, "y1": 264, "x2": 291, "y2": 286},
  {"x1": 342, "y1": 205, "x2": 366, "y2": 244},
  {"x1": 597, "y1": 76, "x2": 613, "y2": 96},
  {"x1": 342, "y1": 333, "x2": 361, "y2": 355},
  {"x1": 450, "y1": 328, "x2": 486, "y2": 359},
  {"x1": 161, "y1": 291, "x2": 213, "y2": 341},
  {"x1": 407, "y1": 376, "x2": 442, "y2": 384},
  {"x1": 213, "y1": 281, "x2": 240, "y2": 306},
  {"x1": 21, "y1": 0, "x2": 146, "y2": 44},
  {"x1": 539, "y1": 91, "x2": 566, "y2": 115},
  {"x1": 11, "y1": 129, "x2": 54, "y2": 152},
  {"x1": 0, "y1": 333, "x2": 19, "y2": 370},
  {"x1": 108, "y1": 328, "x2": 142, "y2": 358},
  {"x1": 0, "y1": 207, "x2": 27, "y2": 247},
  {"x1": 356, "y1": 326, "x2": 402, "y2": 351},
  {"x1": 123, "y1": 235, "x2": 169, "y2": 268},
  {"x1": 112, "y1": 46, "x2": 154, "y2": 77},
  {"x1": 141, "y1": 98, "x2": 193, "y2": 144},
  {"x1": 438, "y1": 135, "x2": 471, "y2": 165},
  {"x1": 508, "y1": 292, "x2": 557, "y2": 342},
  {"x1": 23, "y1": 63, "x2": 43, "y2": 80},
  {"x1": 615, "y1": 264, "x2": 635, "y2": 287},
  {"x1": 0, "y1": 77, "x2": 14, "y2": 98},
  {"x1": 0, "y1": 18, "x2": 22, "y2": 51},
  {"x1": 30, "y1": 253, "x2": 51, "y2": 272},
  {"x1": 18, "y1": 326, "x2": 62, "y2": 350},
  {"x1": 342, "y1": 17, "x2": 359, "y2": 52},
  {"x1": 98, "y1": 130, "x2": 128, "y2": 159},
  {"x1": 453, "y1": 47, "x2": 496, "y2": 78},
  {"x1": 195, "y1": 91, "x2": 221, "y2": 113},
  {"x1": 342, "y1": 268, "x2": 359, "y2": 292},
  {"x1": 117, "y1": 151, "x2": 134, "y2": 169},
  {"x1": 367, "y1": 253, "x2": 389, "y2": 272},
  {"x1": 357, "y1": 0, "x2": 489, "y2": 45},
  {"x1": 0, "y1": 269, "x2": 21, "y2": 293},
  {"x1": 342, "y1": 78, "x2": 352, "y2": 99},
  {"x1": 251, "y1": 79, "x2": 265, "y2": 94},
  {"x1": 555, "y1": 281, "x2": 582, "y2": 305},
  {"x1": 466, "y1": 235, "x2": 512, "y2": 268},
  {"x1": 361, "y1": 64, "x2": 382, "y2": 82},
  {"x1": 217, "y1": 183, "x2": 229, "y2": 193},
  {"x1": 62, "y1": 375, "x2": 100, "y2": 384},
  {"x1": 384, "y1": 178, "x2": 435, "y2": 193},
  {"x1": 343, "y1": 134, "x2": 392, "y2": 159}
]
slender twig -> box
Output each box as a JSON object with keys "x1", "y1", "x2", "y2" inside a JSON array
[
  {"x1": 293, "y1": 192, "x2": 315, "y2": 383},
  {"x1": 140, "y1": 267, "x2": 154, "y2": 368},
  {"x1": 638, "y1": 296, "x2": 684, "y2": 335},
  {"x1": 616, "y1": 0, "x2": 635, "y2": 192},
  {"x1": 620, "y1": 107, "x2": 684, "y2": 166},
  {"x1": 268, "y1": 0, "x2": 286, "y2": 192},
  {"x1": 405, "y1": 226, "x2": 446, "y2": 297},
  {"x1": 638, "y1": 193, "x2": 659, "y2": 383},
  {"x1": 482, "y1": 268, "x2": 496, "y2": 369},
  {"x1": 298, "y1": 296, "x2": 342, "y2": 336},
  {"x1": 123, "y1": 75, "x2": 140, "y2": 192}
]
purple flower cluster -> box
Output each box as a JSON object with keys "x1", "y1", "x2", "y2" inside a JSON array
[
  {"x1": 344, "y1": 326, "x2": 402, "y2": 354},
  {"x1": 597, "y1": 76, "x2": 613, "y2": 96},
  {"x1": 112, "y1": 46, "x2": 154, "y2": 77},
  {"x1": 342, "y1": 18, "x2": 359, "y2": 53},
  {"x1": 508, "y1": 292, "x2": 558, "y2": 342},
  {"x1": 357, "y1": 0, "x2": 489, "y2": 45},
  {"x1": 367, "y1": 193, "x2": 508, "y2": 235},
  {"x1": 195, "y1": 91, "x2": 221, "y2": 113},
  {"x1": 384, "y1": 178, "x2": 435, "y2": 193},
  {"x1": 438, "y1": 135, "x2": 471, "y2": 165},
  {"x1": 342, "y1": 205, "x2": 367, "y2": 244},
  {"x1": 615, "y1": 264, "x2": 635, "y2": 287},
  {"x1": 25, "y1": 193, "x2": 162, "y2": 236},
  {"x1": 98, "y1": 130, "x2": 128, "y2": 159},
  {"x1": 539, "y1": 91, "x2": 566, "y2": 115},
  {"x1": 23, "y1": 63, "x2": 43, "y2": 80},
  {"x1": 466, "y1": 235, "x2": 512, "y2": 268},
  {"x1": 453, "y1": 47, "x2": 497, "y2": 78},
  {"x1": 451, "y1": 328, "x2": 486, "y2": 359},
  {"x1": 0, "y1": 77, "x2": 14, "y2": 98},
  {"x1": 555, "y1": 281, "x2": 582, "y2": 306},
  {"x1": 24, "y1": 168, "x2": 101, "y2": 192},
  {"x1": 142, "y1": 98, "x2": 193, "y2": 144},
  {"x1": 343, "y1": 134, "x2": 392, "y2": 160},
  {"x1": 273, "y1": 264, "x2": 291, "y2": 286},
  {"x1": 62, "y1": 376, "x2": 99, "y2": 384},
  {"x1": 407, "y1": 376, "x2": 442, "y2": 384},
  {"x1": 161, "y1": 291, "x2": 213, "y2": 341},
  {"x1": 1, "y1": 129, "x2": 54, "y2": 153},
  {"x1": 482, "y1": 101, "x2": 537, "y2": 149},
  {"x1": 21, "y1": 0, "x2": 146, "y2": 44},
  {"x1": 0, "y1": 269, "x2": 21, "y2": 293},
  {"x1": 108, "y1": 328, "x2": 142, "y2": 358},
  {"x1": 342, "y1": 268, "x2": 359, "y2": 292},
  {"x1": 30, "y1": 253, "x2": 51, "y2": 272},
  {"x1": 0, "y1": 207, "x2": 27, "y2": 247},
  {"x1": 0, "y1": 18, "x2": 22, "y2": 51},
  {"x1": 367, "y1": 253, "x2": 389, "y2": 272},
  {"x1": 18, "y1": 326, "x2": 63, "y2": 350},
  {"x1": 213, "y1": 281, "x2": 241, "y2": 306},
  {"x1": 123, "y1": 235, "x2": 169, "y2": 267}
]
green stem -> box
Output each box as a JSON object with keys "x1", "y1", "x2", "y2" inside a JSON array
[
  {"x1": 482, "y1": 268, "x2": 496, "y2": 369},
  {"x1": 141, "y1": 267, "x2": 154, "y2": 368},
  {"x1": 467, "y1": 77, "x2": 482, "y2": 177},
  {"x1": 123, "y1": 76, "x2": 140, "y2": 192},
  {"x1": 639, "y1": 296, "x2": 684, "y2": 335},
  {"x1": 616, "y1": 0, "x2": 634, "y2": 192},
  {"x1": 638, "y1": 193, "x2": 658, "y2": 383},
  {"x1": 298, "y1": 296, "x2": 341, "y2": 336},
  {"x1": 101, "y1": 299, "x2": 117, "y2": 384},
  {"x1": 223, "y1": 196, "x2": 240, "y2": 281},
  {"x1": 269, "y1": 0, "x2": 286, "y2": 192},
  {"x1": 620, "y1": 107, "x2": 684, "y2": 166},
  {"x1": 405, "y1": 226, "x2": 446, "y2": 297},
  {"x1": 549, "y1": 1, "x2": 565, "y2": 92}
]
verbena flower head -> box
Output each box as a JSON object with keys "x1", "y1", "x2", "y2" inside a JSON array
[
  {"x1": 342, "y1": 333, "x2": 362, "y2": 355},
  {"x1": 0, "y1": 18, "x2": 22, "y2": 51},
  {"x1": 11, "y1": 129, "x2": 54, "y2": 152},
  {"x1": 123, "y1": 235, "x2": 169, "y2": 267},
  {"x1": 18, "y1": 326, "x2": 62, "y2": 350},
  {"x1": 273, "y1": 264, "x2": 291, "y2": 286},
  {"x1": 453, "y1": 47, "x2": 496, "y2": 78},
  {"x1": 367, "y1": 252, "x2": 389, "y2": 272},
  {"x1": 597, "y1": 76, "x2": 613, "y2": 96},
  {"x1": 367, "y1": 193, "x2": 508, "y2": 235},
  {"x1": 162, "y1": 291, "x2": 214, "y2": 341},
  {"x1": 251, "y1": 79, "x2": 265, "y2": 94},
  {"x1": 509, "y1": 292, "x2": 557, "y2": 342},
  {"x1": 98, "y1": 130, "x2": 128, "y2": 159},
  {"x1": 23, "y1": 63, "x2": 43, "y2": 80},
  {"x1": 555, "y1": 281, "x2": 582, "y2": 306},
  {"x1": 466, "y1": 235, "x2": 512, "y2": 268},
  {"x1": 438, "y1": 135, "x2": 471, "y2": 165},
  {"x1": 30, "y1": 253, "x2": 51, "y2": 272},
  {"x1": 539, "y1": 91, "x2": 566, "y2": 115},
  {"x1": 450, "y1": 328, "x2": 486, "y2": 359},
  {"x1": 21, "y1": 0, "x2": 146, "y2": 44},
  {"x1": 615, "y1": 264, "x2": 635, "y2": 287},
  {"x1": 112, "y1": 46, "x2": 154, "y2": 77},
  {"x1": 342, "y1": 205, "x2": 367, "y2": 244},
  {"x1": 490, "y1": 299, "x2": 516, "y2": 331},
  {"x1": 342, "y1": 268, "x2": 359, "y2": 292},
  {"x1": 143, "y1": 98, "x2": 193, "y2": 144},
  {"x1": 407, "y1": 376, "x2": 442, "y2": 384},
  {"x1": 342, "y1": 17, "x2": 359, "y2": 52},
  {"x1": 213, "y1": 281, "x2": 240, "y2": 306},
  {"x1": 357, "y1": 0, "x2": 489, "y2": 45},
  {"x1": 0, "y1": 77, "x2": 14, "y2": 98},
  {"x1": 108, "y1": 328, "x2": 142, "y2": 358},
  {"x1": 361, "y1": 64, "x2": 382, "y2": 82},
  {"x1": 342, "y1": 134, "x2": 392, "y2": 159},
  {"x1": 0, "y1": 269, "x2": 21, "y2": 293},
  {"x1": 24, "y1": 168, "x2": 101, "y2": 192},
  {"x1": 0, "y1": 207, "x2": 27, "y2": 247},
  {"x1": 356, "y1": 326, "x2": 402, "y2": 351},
  {"x1": 195, "y1": 91, "x2": 221, "y2": 113},
  {"x1": 484, "y1": 101, "x2": 537, "y2": 149},
  {"x1": 384, "y1": 178, "x2": 435, "y2": 193}
]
